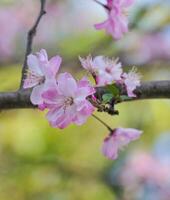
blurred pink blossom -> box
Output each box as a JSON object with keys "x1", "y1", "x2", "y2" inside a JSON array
[
  {"x1": 0, "y1": 8, "x2": 20, "y2": 59},
  {"x1": 120, "y1": 151, "x2": 170, "y2": 199},
  {"x1": 95, "y1": 0, "x2": 135, "y2": 39}
]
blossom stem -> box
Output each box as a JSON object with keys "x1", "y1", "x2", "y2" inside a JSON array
[
  {"x1": 92, "y1": 114, "x2": 113, "y2": 132},
  {"x1": 92, "y1": 0, "x2": 108, "y2": 9}
]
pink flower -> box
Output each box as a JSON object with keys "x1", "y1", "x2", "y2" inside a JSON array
[
  {"x1": 95, "y1": 0, "x2": 135, "y2": 39},
  {"x1": 42, "y1": 73, "x2": 95, "y2": 129},
  {"x1": 123, "y1": 67, "x2": 141, "y2": 97},
  {"x1": 80, "y1": 55, "x2": 122, "y2": 86},
  {"x1": 23, "y1": 49, "x2": 62, "y2": 105},
  {"x1": 79, "y1": 55, "x2": 98, "y2": 76},
  {"x1": 102, "y1": 128, "x2": 142, "y2": 160}
]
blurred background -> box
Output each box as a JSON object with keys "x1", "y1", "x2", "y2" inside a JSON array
[{"x1": 0, "y1": 0, "x2": 170, "y2": 199}]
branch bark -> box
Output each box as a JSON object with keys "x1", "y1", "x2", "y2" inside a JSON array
[
  {"x1": 19, "y1": 0, "x2": 46, "y2": 89},
  {"x1": 0, "y1": 81, "x2": 170, "y2": 110}
]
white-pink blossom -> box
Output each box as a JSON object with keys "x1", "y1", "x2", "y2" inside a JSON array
[
  {"x1": 123, "y1": 67, "x2": 141, "y2": 97},
  {"x1": 80, "y1": 55, "x2": 123, "y2": 86},
  {"x1": 23, "y1": 49, "x2": 62, "y2": 105},
  {"x1": 95, "y1": 0, "x2": 135, "y2": 39},
  {"x1": 42, "y1": 73, "x2": 95, "y2": 129},
  {"x1": 102, "y1": 128, "x2": 142, "y2": 160}
]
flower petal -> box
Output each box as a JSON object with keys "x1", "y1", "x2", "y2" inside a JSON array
[
  {"x1": 57, "y1": 73, "x2": 77, "y2": 97},
  {"x1": 49, "y1": 55, "x2": 62, "y2": 75},
  {"x1": 30, "y1": 84, "x2": 44, "y2": 105},
  {"x1": 27, "y1": 54, "x2": 43, "y2": 75},
  {"x1": 37, "y1": 49, "x2": 48, "y2": 62}
]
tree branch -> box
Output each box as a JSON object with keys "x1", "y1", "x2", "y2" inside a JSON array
[
  {"x1": 19, "y1": 0, "x2": 46, "y2": 89},
  {"x1": 96, "y1": 80, "x2": 170, "y2": 102},
  {"x1": 0, "y1": 81, "x2": 170, "y2": 110},
  {"x1": 0, "y1": 90, "x2": 35, "y2": 110}
]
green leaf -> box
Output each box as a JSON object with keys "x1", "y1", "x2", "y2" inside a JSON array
[
  {"x1": 102, "y1": 93, "x2": 113, "y2": 103},
  {"x1": 106, "y1": 84, "x2": 120, "y2": 96}
]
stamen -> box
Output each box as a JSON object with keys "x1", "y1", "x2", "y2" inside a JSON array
[{"x1": 25, "y1": 69, "x2": 45, "y2": 85}]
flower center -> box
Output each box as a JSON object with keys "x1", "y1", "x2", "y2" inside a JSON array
[
  {"x1": 27, "y1": 70, "x2": 45, "y2": 85},
  {"x1": 105, "y1": 67, "x2": 111, "y2": 74},
  {"x1": 64, "y1": 97, "x2": 74, "y2": 107}
]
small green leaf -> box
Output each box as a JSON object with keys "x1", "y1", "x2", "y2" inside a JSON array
[
  {"x1": 106, "y1": 84, "x2": 120, "y2": 96},
  {"x1": 102, "y1": 93, "x2": 113, "y2": 103}
]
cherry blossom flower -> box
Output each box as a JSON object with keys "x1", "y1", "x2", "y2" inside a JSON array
[
  {"x1": 79, "y1": 55, "x2": 97, "y2": 76},
  {"x1": 102, "y1": 128, "x2": 142, "y2": 160},
  {"x1": 94, "y1": 0, "x2": 135, "y2": 39},
  {"x1": 80, "y1": 55, "x2": 122, "y2": 86},
  {"x1": 42, "y1": 73, "x2": 95, "y2": 129},
  {"x1": 123, "y1": 67, "x2": 141, "y2": 97},
  {"x1": 23, "y1": 49, "x2": 62, "y2": 105}
]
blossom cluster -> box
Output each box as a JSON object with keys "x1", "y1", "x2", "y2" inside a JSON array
[
  {"x1": 79, "y1": 55, "x2": 141, "y2": 97},
  {"x1": 24, "y1": 49, "x2": 95, "y2": 129},
  {"x1": 23, "y1": 0, "x2": 142, "y2": 162},
  {"x1": 23, "y1": 49, "x2": 142, "y2": 160}
]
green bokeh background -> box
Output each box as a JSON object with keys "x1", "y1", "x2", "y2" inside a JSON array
[{"x1": 0, "y1": 0, "x2": 170, "y2": 199}]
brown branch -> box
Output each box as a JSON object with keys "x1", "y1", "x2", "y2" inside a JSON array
[
  {"x1": 130, "y1": 81, "x2": 170, "y2": 100},
  {"x1": 19, "y1": 0, "x2": 46, "y2": 89},
  {"x1": 96, "y1": 80, "x2": 170, "y2": 102},
  {"x1": 0, "y1": 81, "x2": 170, "y2": 110},
  {"x1": 0, "y1": 90, "x2": 35, "y2": 110}
]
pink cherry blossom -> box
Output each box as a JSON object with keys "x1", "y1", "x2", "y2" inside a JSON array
[
  {"x1": 123, "y1": 67, "x2": 141, "y2": 97},
  {"x1": 80, "y1": 55, "x2": 122, "y2": 86},
  {"x1": 102, "y1": 128, "x2": 142, "y2": 160},
  {"x1": 79, "y1": 55, "x2": 97, "y2": 76},
  {"x1": 42, "y1": 73, "x2": 95, "y2": 129},
  {"x1": 95, "y1": 0, "x2": 135, "y2": 39},
  {"x1": 23, "y1": 49, "x2": 62, "y2": 105}
]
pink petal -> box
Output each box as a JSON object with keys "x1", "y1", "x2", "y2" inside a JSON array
[
  {"x1": 102, "y1": 128, "x2": 142, "y2": 160},
  {"x1": 23, "y1": 77, "x2": 39, "y2": 89},
  {"x1": 42, "y1": 88, "x2": 60, "y2": 104},
  {"x1": 48, "y1": 107, "x2": 73, "y2": 129},
  {"x1": 37, "y1": 49, "x2": 48, "y2": 62},
  {"x1": 72, "y1": 114, "x2": 88, "y2": 126},
  {"x1": 73, "y1": 101, "x2": 95, "y2": 125},
  {"x1": 57, "y1": 73, "x2": 77, "y2": 97},
  {"x1": 116, "y1": 128, "x2": 142, "y2": 143},
  {"x1": 27, "y1": 54, "x2": 43, "y2": 75},
  {"x1": 46, "y1": 107, "x2": 64, "y2": 122},
  {"x1": 57, "y1": 116, "x2": 72, "y2": 129},
  {"x1": 38, "y1": 103, "x2": 47, "y2": 111},
  {"x1": 102, "y1": 137, "x2": 119, "y2": 160},
  {"x1": 30, "y1": 84, "x2": 44, "y2": 105},
  {"x1": 49, "y1": 55, "x2": 62, "y2": 75},
  {"x1": 95, "y1": 19, "x2": 109, "y2": 29}
]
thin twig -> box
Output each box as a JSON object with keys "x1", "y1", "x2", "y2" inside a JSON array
[
  {"x1": 93, "y1": 0, "x2": 109, "y2": 9},
  {"x1": 92, "y1": 114, "x2": 113, "y2": 132},
  {"x1": 20, "y1": 0, "x2": 46, "y2": 89}
]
